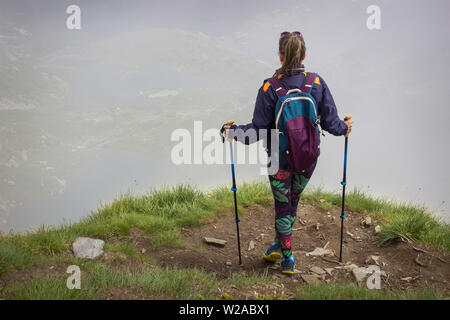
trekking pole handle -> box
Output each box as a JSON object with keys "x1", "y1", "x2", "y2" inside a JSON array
[
  {"x1": 225, "y1": 120, "x2": 235, "y2": 142},
  {"x1": 344, "y1": 114, "x2": 352, "y2": 138}
]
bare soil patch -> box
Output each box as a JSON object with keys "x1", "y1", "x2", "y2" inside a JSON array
[{"x1": 152, "y1": 201, "x2": 450, "y2": 296}]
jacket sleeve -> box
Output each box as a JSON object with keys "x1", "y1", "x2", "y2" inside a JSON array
[
  {"x1": 229, "y1": 81, "x2": 276, "y2": 145},
  {"x1": 312, "y1": 75, "x2": 348, "y2": 136}
]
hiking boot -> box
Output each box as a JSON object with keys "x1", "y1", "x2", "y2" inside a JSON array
[
  {"x1": 280, "y1": 255, "x2": 296, "y2": 275},
  {"x1": 262, "y1": 242, "x2": 282, "y2": 262}
]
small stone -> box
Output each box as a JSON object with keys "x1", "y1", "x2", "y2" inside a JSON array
[
  {"x1": 346, "y1": 231, "x2": 361, "y2": 241},
  {"x1": 315, "y1": 223, "x2": 320, "y2": 231},
  {"x1": 351, "y1": 265, "x2": 385, "y2": 282},
  {"x1": 401, "y1": 277, "x2": 413, "y2": 282},
  {"x1": 341, "y1": 263, "x2": 359, "y2": 271},
  {"x1": 204, "y1": 237, "x2": 227, "y2": 247},
  {"x1": 226, "y1": 261, "x2": 232, "y2": 267},
  {"x1": 310, "y1": 266, "x2": 326, "y2": 275},
  {"x1": 301, "y1": 274, "x2": 321, "y2": 284},
  {"x1": 306, "y1": 247, "x2": 332, "y2": 257},
  {"x1": 374, "y1": 225, "x2": 382, "y2": 234},
  {"x1": 325, "y1": 268, "x2": 334, "y2": 275},
  {"x1": 365, "y1": 255, "x2": 380, "y2": 265},
  {"x1": 248, "y1": 240, "x2": 255, "y2": 251},
  {"x1": 352, "y1": 267, "x2": 369, "y2": 282},
  {"x1": 141, "y1": 248, "x2": 146, "y2": 254},
  {"x1": 319, "y1": 199, "x2": 325, "y2": 203},
  {"x1": 363, "y1": 216, "x2": 372, "y2": 227}
]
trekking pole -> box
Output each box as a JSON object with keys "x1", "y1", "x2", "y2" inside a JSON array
[
  {"x1": 339, "y1": 114, "x2": 352, "y2": 263},
  {"x1": 221, "y1": 120, "x2": 242, "y2": 265}
]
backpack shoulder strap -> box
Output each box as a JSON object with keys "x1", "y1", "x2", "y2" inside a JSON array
[
  {"x1": 300, "y1": 72, "x2": 318, "y2": 94},
  {"x1": 267, "y1": 77, "x2": 288, "y2": 98}
]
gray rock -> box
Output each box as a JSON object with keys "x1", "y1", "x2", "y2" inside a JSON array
[
  {"x1": 325, "y1": 268, "x2": 334, "y2": 275},
  {"x1": 203, "y1": 237, "x2": 227, "y2": 247},
  {"x1": 352, "y1": 267, "x2": 369, "y2": 282},
  {"x1": 301, "y1": 274, "x2": 321, "y2": 284},
  {"x1": 365, "y1": 255, "x2": 380, "y2": 265},
  {"x1": 306, "y1": 247, "x2": 332, "y2": 257},
  {"x1": 351, "y1": 265, "x2": 386, "y2": 282},
  {"x1": 72, "y1": 237, "x2": 105, "y2": 259},
  {"x1": 363, "y1": 216, "x2": 372, "y2": 227},
  {"x1": 310, "y1": 266, "x2": 326, "y2": 275},
  {"x1": 335, "y1": 263, "x2": 359, "y2": 271}
]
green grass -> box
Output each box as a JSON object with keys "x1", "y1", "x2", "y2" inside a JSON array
[
  {"x1": 302, "y1": 187, "x2": 450, "y2": 250},
  {"x1": 1, "y1": 263, "x2": 286, "y2": 300},
  {"x1": 83, "y1": 264, "x2": 218, "y2": 299},
  {"x1": 104, "y1": 242, "x2": 139, "y2": 257},
  {"x1": 295, "y1": 282, "x2": 444, "y2": 300},
  {"x1": 2, "y1": 275, "x2": 97, "y2": 300},
  {"x1": 4, "y1": 265, "x2": 443, "y2": 300},
  {"x1": 2, "y1": 264, "x2": 220, "y2": 300},
  {"x1": 227, "y1": 269, "x2": 279, "y2": 287}
]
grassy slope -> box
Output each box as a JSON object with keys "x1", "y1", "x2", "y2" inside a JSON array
[
  {"x1": 302, "y1": 187, "x2": 450, "y2": 250},
  {"x1": 0, "y1": 182, "x2": 448, "y2": 299}
]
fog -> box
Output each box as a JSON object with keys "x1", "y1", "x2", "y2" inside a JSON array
[{"x1": 1, "y1": 0, "x2": 449, "y2": 233}]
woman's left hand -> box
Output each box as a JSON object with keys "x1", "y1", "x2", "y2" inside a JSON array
[
  {"x1": 344, "y1": 118, "x2": 354, "y2": 137},
  {"x1": 220, "y1": 120, "x2": 235, "y2": 142}
]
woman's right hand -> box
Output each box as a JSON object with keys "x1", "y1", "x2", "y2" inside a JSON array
[{"x1": 344, "y1": 118, "x2": 353, "y2": 137}]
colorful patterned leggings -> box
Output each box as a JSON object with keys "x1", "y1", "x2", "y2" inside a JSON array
[{"x1": 269, "y1": 167, "x2": 314, "y2": 258}]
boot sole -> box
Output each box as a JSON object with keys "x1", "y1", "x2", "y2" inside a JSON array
[
  {"x1": 281, "y1": 262, "x2": 296, "y2": 275},
  {"x1": 262, "y1": 252, "x2": 282, "y2": 263},
  {"x1": 281, "y1": 269, "x2": 295, "y2": 275}
]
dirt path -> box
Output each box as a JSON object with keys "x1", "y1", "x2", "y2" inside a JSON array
[{"x1": 148, "y1": 202, "x2": 449, "y2": 297}]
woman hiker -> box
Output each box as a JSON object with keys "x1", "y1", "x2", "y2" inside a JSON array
[{"x1": 221, "y1": 31, "x2": 353, "y2": 274}]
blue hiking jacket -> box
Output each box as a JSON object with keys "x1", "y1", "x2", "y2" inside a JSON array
[{"x1": 230, "y1": 65, "x2": 348, "y2": 148}]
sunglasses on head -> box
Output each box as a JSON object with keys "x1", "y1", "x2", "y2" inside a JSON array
[{"x1": 280, "y1": 31, "x2": 302, "y2": 38}]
